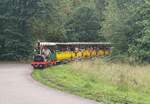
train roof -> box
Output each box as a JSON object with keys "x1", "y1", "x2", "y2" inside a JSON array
[
  {"x1": 40, "y1": 42, "x2": 56, "y2": 46},
  {"x1": 40, "y1": 42, "x2": 111, "y2": 46}
]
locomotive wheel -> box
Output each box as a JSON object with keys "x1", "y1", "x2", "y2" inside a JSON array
[
  {"x1": 37, "y1": 64, "x2": 46, "y2": 69},
  {"x1": 33, "y1": 66, "x2": 38, "y2": 69}
]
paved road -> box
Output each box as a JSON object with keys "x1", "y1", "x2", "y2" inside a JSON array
[{"x1": 0, "y1": 63, "x2": 100, "y2": 104}]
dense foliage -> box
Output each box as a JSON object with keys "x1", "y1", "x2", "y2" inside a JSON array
[
  {"x1": 0, "y1": 0, "x2": 149, "y2": 63},
  {"x1": 0, "y1": 0, "x2": 42, "y2": 60}
]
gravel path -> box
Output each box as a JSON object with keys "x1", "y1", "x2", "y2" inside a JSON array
[{"x1": 0, "y1": 63, "x2": 100, "y2": 104}]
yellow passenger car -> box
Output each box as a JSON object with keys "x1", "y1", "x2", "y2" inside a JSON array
[{"x1": 97, "y1": 50, "x2": 105, "y2": 56}]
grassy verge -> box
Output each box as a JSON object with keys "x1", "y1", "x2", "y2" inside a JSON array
[{"x1": 32, "y1": 60, "x2": 150, "y2": 104}]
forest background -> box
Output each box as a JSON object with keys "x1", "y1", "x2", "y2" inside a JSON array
[{"x1": 0, "y1": 0, "x2": 149, "y2": 63}]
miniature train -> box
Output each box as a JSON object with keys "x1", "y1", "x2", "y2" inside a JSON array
[{"x1": 31, "y1": 42, "x2": 112, "y2": 69}]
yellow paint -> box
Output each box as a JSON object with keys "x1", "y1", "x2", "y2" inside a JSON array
[{"x1": 97, "y1": 50, "x2": 105, "y2": 56}]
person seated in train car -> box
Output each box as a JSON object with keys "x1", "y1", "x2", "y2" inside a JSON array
[
  {"x1": 87, "y1": 47, "x2": 91, "y2": 57},
  {"x1": 42, "y1": 46, "x2": 51, "y2": 59},
  {"x1": 102, "y1": 47, "x2": 106, "y2": 56},
  {"x1": 104, "y1": 47, "x2": 109, "y2": 56},
  {"x1": 56, "y1": 46, "x2": 63, "y2": 61},
  {"x1": 84, "y1": 48, "x2": 87, "y2": 58},
  {"x1": 76, "y1": 47, "x2": 83, "y2": 60},
  {"x1": 69, "y1": 46, "x2": 74, "y2": 59},
  {"x1": 56, "y1": 46, "x2": 61, "y2": 52},
  {"x1": 85, "y1": 47, "x2": 88, "y2": 57},
  {"x1": 95, "y1": 47, "x2": 99, "y2": 56},
  {"x1": 61, "y1": 47, "x2": 65, "y2": 51},
  {"x1": 80, "y1": 48, "x2": 84, "y2": 57},
  {"x1": 93, "y1": 47, "x2": 96, "y2": 57},
  {"x1": 74, "y1": 47, "x2": 79, "y2": 57},
  {"x1": 94, "y1": 47, "x2": 97, "y2": 54},
  {"x1": 82, "y1": 48, "x2": 88, "y2": 58},
  {"x1": 49, "y1": 49, "x2": 56, "y2": 61},
  {"x1": 76, "y1": 49, "x2": 82, "y2": 60},
  {"x1": 105, "y1": 47, "x2": 112, "y2": 56},
  {"x1": 91, "y1": 47, "x2": 97, "y2": 57},
  {"x1": 97, "y1": 47, "x2": 105, "y2": 56},
  {"x1": 109, "y1": 47, "x2": 112, "y2": 55},
  {"x1": 65, "y1": 46, "x2": 71, "y2": 60},
  {"x1": 71, "y1": 47, "x2": 74, "y2": 51},
  {"x1": 68, "y1": 46, "x2": 73, "y2": 59},
  {"x1": 104, "y1": 47, "x2": 108, "y2": 56},
  {"x1": 60, "y1": 47, "x2": 65, "y2": 60},
  {"x1": 91, "y1": 47, "x2": 95, "y2": 57},
  {"x1": 71, "y1": 50, "x2": 76, "y2": 60},
  {"x1": 64, "y1": 46, "x2": 70, "y2": 60},
  {"x1": 82, "y1": 48, "x2": 86, "y2": 58},
  {"x1": 89, "y1": 46, "x2": 95, "y2": 60},
  {"x1": 66, "y1": 46, "x2": 70, "y2": 51},
  {"x1": 38, "y1": 50, "x2": 46, "y2": 62},
  {"x1": 89, "y1": 47, "x2": 94, "y2": 57},
  {"x1": 64, "y1": 47, "x2": 70, "y2": 59}
]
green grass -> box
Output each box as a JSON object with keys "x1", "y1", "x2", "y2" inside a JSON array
[{"x1": 32, "y1": 60, "x2": 150, "y2": 104}]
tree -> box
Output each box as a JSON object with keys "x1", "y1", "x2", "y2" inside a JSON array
[
  {"x1": 0, "y1": 0, "x2": 42, "y2": 60},
  {"x1": 128, "y1": 0, "x2": 150, "y2": 63},
  {"x1": 101, "y1": 0, "x2": 144, "y2": 53},
  {"x1": 101, "y1": 0, "x2": 129, "y2": 54},
  {"x1": 95, "y1": 0, "x2": 105, "y2": 21},
  {"x1": 65, "y1": 7, "x2": 103, "y2": 42},
  {"x1": 30, "y1": 0, "x2": 68, "y2": 42}
]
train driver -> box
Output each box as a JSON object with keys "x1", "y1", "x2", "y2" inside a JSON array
[{"x1": 42, "y1": 47, "x2": 51, "y2": 58}]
